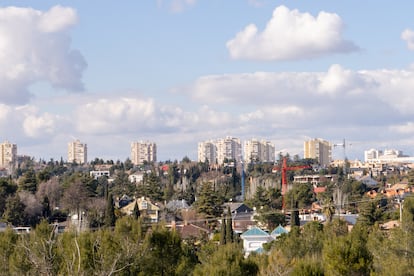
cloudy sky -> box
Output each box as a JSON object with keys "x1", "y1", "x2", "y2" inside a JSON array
[{"x1": 1, "y1": 0, "x2": 414, "y2": 162}]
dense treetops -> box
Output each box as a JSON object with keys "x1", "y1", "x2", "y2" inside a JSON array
[{"x1": 1, "y1": 156, "x2": 414, "y2": 274}]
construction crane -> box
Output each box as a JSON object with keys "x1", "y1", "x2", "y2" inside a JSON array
[
  {"x1": 333, "y1": 138, "x2": 352, "y2": 174},
  {"x1": 272, "y1": 157, "x2": 311, "y2": 210}
]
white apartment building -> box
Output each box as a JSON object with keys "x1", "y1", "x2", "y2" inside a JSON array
[
  {"x1": 364, "y1": 148, "x2": 414, "y2": 163},
  {"x1": 244, "y1": 139, "x2": 275, "y2": 163},
  {"x1": 198, "y1": 136, "x2": 242, "y2": 164},
  {"x1": 197, "y1": 140, "x2": 216, "y2": 163},
  {"x1": 216, "y1": 136, "x2": 242, "y2": 164},
  {"x1": 364, "y1": 149, "x2": 383, "y2": 162},
  {"x1": 0, "y1": 141, "x2": 17, "y2": 168},
  {"x1": 131, "y1": 141, "x2": 157, "y2": 165},
  {"x1": 68, "y1": 140, "x2": 87, "y2": 164},
  {"x1": 304, "y1": 138, "x2": 332, "y2": 167}
]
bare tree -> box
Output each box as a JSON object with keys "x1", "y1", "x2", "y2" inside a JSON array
[
  {"x1": 19, "y1": 191, "x2": 42, "y2": 219},
  {"x1": 61, "y1": 181, "x2": 90, "y2": 231},
  {"x1": 36, "y1": 177, "x2": 62, "y2": 210}
]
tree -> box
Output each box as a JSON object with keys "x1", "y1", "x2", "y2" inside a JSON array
[
  {"x1": 104, "y1": 193, "x2": 116, "y2": 227},
  {"x1": 141, "y1": 227, "x2": 183, "y2": 275},
  {"x1": 132, "y1": 201, "x2": 140, "y2": 219},
  {"x1": 0, "y1": 178, "x2": 17, "y2": 215},
  {"x1": 357, "y1": 198, "x2": 385, "y2": 227},
  {"x1": 259, "y1": 248, "x2": 293, "y2": 276},
  {"x1": 194, "y1": 183, "x2": 224, "y2": 220},
  {"x1": 285, "y1": 182, "x2": 315, "y2": 209},
  {"x1": 323, "y1": 224, "x2": 373, "y2": 275},
  {"x1": 19, "y1": 169, "x2": 38, "y2": 193},
  {"x1": 41, "y1": 196, "x2": 51, "y2": 220},
  {"x1": 61, "y1": 181, "x2": 89, "y2": 214},
  {"x1": 324, "y1": 218, "x2": 348, "y2": 239},
  {"x1": 13, "y1": 220, "x2": 59, "y2": 275},
  {"x1": 0, "y1": 227, "x2": 18, "y2": 274},
  {"x1": 194, "y1": 243, "x2": 258, "y2": 276},
  {"x1": 139, "y1": 172, "x2": 163, "y2": 202},
  {"x1": 226, "y1": 207, "x2": 233, "y2": 243},
  {"x1": 220, "y1": 218, "x2": 226, "y2": 245},
  {"x1": 2, "y1": 194, "x2": 27, "y2": 226},
  {"x1": 290, "y1": 258, "x2": 324, "y2": 276},
  {"x1": 36, "y1": 177, "x2": 61, "y2": 210}
]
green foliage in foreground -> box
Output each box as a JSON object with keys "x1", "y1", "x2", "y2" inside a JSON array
[{"x1": 3, "y1": 206, "x2": 414, "y2": 276}]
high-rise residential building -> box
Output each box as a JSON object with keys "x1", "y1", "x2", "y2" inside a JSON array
[
  {"x1": 216, "y1": 136, "x2": 242, "y2": 164},
  {"x1": 197, "y1": 140, "x2": 216, "y2": 163},
  {"x1": 304, "y1": 138, "x2": 331, "y2": 167},
  {"x1": 131, "y1": 141, "x2": 157, "y2": 165},
  {"x1": 68, "y1": 140, "x2": 87, "y2": 164},
  {"x1": 244, "y1": 139, "x2": 275, "y2": 163},
  {"x1": 0, "y1": 140, "x2": 17, "y2": 168},
  {"x1": 198, "y1": 136, "x2": 242, "y2": 165}
]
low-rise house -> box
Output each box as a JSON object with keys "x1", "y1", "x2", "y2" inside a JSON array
[
  {"x1": 89, "y1": 170, "x2": 110, "y2": 180},
  {"x1": 223, "y1": 202, "x2": 255, "y2": 234},
  {"x1": 121, "y1": 197, "x2": 160, "y2": 223},
  {"x1": 240, "y1": 226, "x2": 273, "y2": 256},
  {"x1": 354, "y1": 175, "x2": 378, "y2": 187},
  {"x1": 117, "y1": 194, "x2": 133, "y2": 208},
  {"x1": 299, "y1": 213, "x2": 326, "y2": 223},
  {"x1": 382, "y1": 183, "x2": 412, "y2": 198},
  {"x1": 270, "y1": 224, "x2": 288, "y2": 239},
  {"x1": 166, "y1": 199, "x2": 190, "y2": 211},
  {"x1": 128, "y1": 172, "x2": 144, "y2": 183},
  {"x1": 174, "y1": 222, "x2": 212, "y2": 241},
  {"x1": 294, "y1": 174, "x2": 334, "y2": 185}
]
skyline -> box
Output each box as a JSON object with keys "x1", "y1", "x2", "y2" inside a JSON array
[{"x1": 1, "y1": 1, "x2": 414, "y2": 161}]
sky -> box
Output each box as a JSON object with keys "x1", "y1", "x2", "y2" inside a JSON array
[{"x1": 1, "y1": 0, "x2": 414, "y2": 162}]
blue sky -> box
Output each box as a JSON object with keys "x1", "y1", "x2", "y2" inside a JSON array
[{"x1": 1, "y1": 0, "x2": 414, "y2": 162}]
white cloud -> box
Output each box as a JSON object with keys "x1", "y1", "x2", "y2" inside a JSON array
[
  {"x1": 179, "y1": 64, "x2": 414, "y2": 135},
  {"x1": 6, "y1": 64, "x2": 414, "y2": 162},
  {"x1": 23, "y1": 113, "x2": 58, "y2": 138},
  {"x1": 75, "y1": 97, "x2": 156, "y2": 134},
  {"x1": 318, "y1": 64, "x2": 377, "y2": 95},
  {"x1": 0, "y1": 5, "x2": 86, "y2": 104},
  {"x1": 226, "y1": 5, "x2": 358, "y2": 60},
  {"x1": 37, "y1": 5, "x2": 77, "y2": 33},
  {"x1": 402, "y1": 29, "x2": 414, "y2": 50}
]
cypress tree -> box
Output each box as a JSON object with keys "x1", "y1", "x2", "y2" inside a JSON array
[
  {"x1": 41, "y1": 196, "x2": 51, "y2": 220},
  {"x1": 226, "y1": 207, "x2": 233, "y2": 243},
  {"x1": 105, "y1": 193, "x2": 116, "y2": 227},
  {"x1": 132, "y1": 201, "x2": 140, "y2": 219},
  {"x1": 292, "y1": 201, "x2": 300, "y2": 227},
  {"x1": 220, "y1": 217, "x2": 226, "y2": 245}
]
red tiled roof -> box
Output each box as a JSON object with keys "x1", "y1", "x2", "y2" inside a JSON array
[{"x1": 313, "y1": 187, "x2": 326, "y2": 194}]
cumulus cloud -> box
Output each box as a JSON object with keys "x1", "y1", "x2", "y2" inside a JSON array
[
  {"x1": 0, "y1": 104, "x2": 65, "y2": 144},
  {"x1": 318, "y1": 64, "x2": 377, "y2": 95},
  {"x1": 75, "y1": 97, "x2": 156, "y2": 134},
  {"x1": 226, "y1": 5, "x2": 358, "y2": 60},
  {"x1": 179, "y1": 64, "x2": 414, "y2": 134},
  {"x1": 402, "y1": 29, "x2": 414, "y2": 50},
  {"x1": 23, "y1": 113, "x2": 58, "y2": 138},
  {"x1": 0, "y1": 5, "x2": 86, "y2": 104}
]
